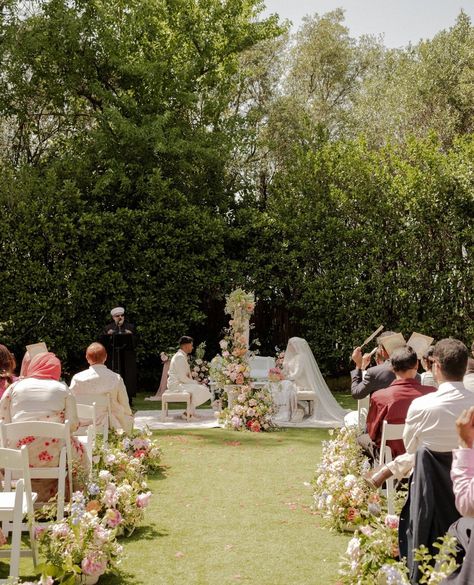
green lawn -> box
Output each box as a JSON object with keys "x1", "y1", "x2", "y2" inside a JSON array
[{"x1": 99, "y1": 427, "x2": 352, "y2": 585}]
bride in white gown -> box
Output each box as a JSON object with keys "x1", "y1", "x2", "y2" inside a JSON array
[{"x1": 279, "y1": 337, "x2": 346, "y2": 427}]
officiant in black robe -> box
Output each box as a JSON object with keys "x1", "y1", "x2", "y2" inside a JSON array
[{"x1": 99, "y1": 307, "x2": 138, "y2": 405}]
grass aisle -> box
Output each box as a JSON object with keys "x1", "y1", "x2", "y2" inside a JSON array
[{"x1": 106, "y1": 427, "x2": 350, "y2": 585}]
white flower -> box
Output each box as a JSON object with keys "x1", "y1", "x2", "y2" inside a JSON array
[
  {"x1": 344, "y1": 474, "x2": 357, "y2": 489},
  {"x1": 346, "y1": 537, "x2": 361, "y2": 560}
]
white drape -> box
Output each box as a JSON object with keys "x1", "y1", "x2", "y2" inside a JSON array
[{"x1": 283, "y1": 337, "x2": 347, "y2": 427}]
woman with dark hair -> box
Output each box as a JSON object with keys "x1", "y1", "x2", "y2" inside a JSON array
[
  {"x1": 0, "y1": 344, "x2": 17, "y2": 398},
  {"x1": 0, "y1": 352, "x2": 87, "y2": 502},
  {"x1": 421, "y1": 346, "x2": 438, "y2": 388}
]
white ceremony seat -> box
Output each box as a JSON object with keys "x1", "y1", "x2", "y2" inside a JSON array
[
  {"x1": 296, "y1": 389, "x2": 317, "y2": 416},
  {"x1": 379, "y1": 420, "x2": 405, "y2": 515},
  {"x1": 74, "y1": 403, "x2": 97, "y2": 466},
  {"x1": 161, "y1": 392, "x2": 191, "y2": 421},
  {"x1": 249, "y1": 356, "x2": 275, "y2": 387},
  {"x1": 0, "y1": 420, "x2": 73, "y2": 522},
  {"x1": 0, "y1": 445, "x2": 37, "y2": 581},
  {"x1": 357, "y1": 396, "x2": 370, "y2": 430},
  {"x1": 75, "y1": 393, "x2": 111, "y2": 443}
]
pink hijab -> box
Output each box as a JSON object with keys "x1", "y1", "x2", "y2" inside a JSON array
[{"x1": 26, "y1": 352, "x2": 61, "y2": 381}]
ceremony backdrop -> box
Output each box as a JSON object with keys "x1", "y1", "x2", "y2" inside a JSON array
[{"x1": 0, "y1": 2, "x2": 472, "y2": 387}]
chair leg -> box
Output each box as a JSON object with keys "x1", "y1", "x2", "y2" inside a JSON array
[
  {"x1": 10, "y1": 489, "x2": 23, "y2": 578},
  {"x1": 162, "y1": 401, "x2": 167, "y2": 421},
  {"x1": 56, "y1": 448, "x2": 66, "y2": 521}
]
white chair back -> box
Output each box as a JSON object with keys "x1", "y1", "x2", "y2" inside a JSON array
[
  {"x1": 379, "y1": 420, "x2": 405, "y2": 514},
  {"x1": 0, "y1": 420, "x2": 73, "y2": 519},
  {"x1": 249, "y1": 356, "x2": 275, "y2": 380},
  {"x1": 75, "y1": 393, "x2": 111, "y2": 443},
  {"x1": 0, "y1": 445, "x2": 37, "y2": 578},
  {"x1": 357, "y1": 396, "x2": 370, "y2": 430}
]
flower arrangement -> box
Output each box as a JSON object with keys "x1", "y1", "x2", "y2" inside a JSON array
[
  {"x1": 218, "y1": 384, "x2": 275, "y2": 432},
  {"x1": 224, "y1": 289, "x2": 255, "y2": 319},
  {"x1": 338, "y1": 514, "x2": 409, "y2": 584},
  {"x1": 268, "y1": 367, "x2": 285, "y2": 382},
  {"x1": 274, "y1": 348, "x2": 285, "y2": 370},
  {"x1": 37, "y1": 491, "x2": 123, "y2": 584},
  {"x1": 339, "y1": 519, "x2": 458, "y2": 585},
  {"x1": 190, "y1": 342, "x2": 210, "y2": 385},
  {"x1": 107, "y1": 427, "x2": 162, "y2": 475},
  {"x1": 312, "y1": 425, "x2": 379, "y2": 532},
  {"x1": 84, "y1": 470, "x2": 151, "y2": 537}
]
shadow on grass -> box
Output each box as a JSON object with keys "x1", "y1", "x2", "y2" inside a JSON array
[
  {"x1": 153, "y1": 427, "x2": 333, "y2": 448},
  {"x1": 125, "y1": 523, "x2": 169, "y2": 542}
]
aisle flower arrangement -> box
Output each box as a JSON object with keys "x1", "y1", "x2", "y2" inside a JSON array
[
  {"x1": 107, "y1": 427, "x2": 162, "y2": 474},
  {"x1": 339, "y1": 518, "x2": 458, "y2": 585},
  {"x1": 32, "y1": 426, "x2": 161, "y2": 583},
  {"x1": 312, "y1": 426, "x2": 379, "y2": 531},
  {"x1": 36, "y1": 491, "x2": 123, "y2": 584}
]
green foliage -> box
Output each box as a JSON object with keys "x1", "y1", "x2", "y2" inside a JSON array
[{"x1": 0, "y1": 2, "x2": 473, "y2": 382}]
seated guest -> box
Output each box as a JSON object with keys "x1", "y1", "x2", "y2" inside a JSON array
[
  {"x1": 421, "y1": 346, "x2": 438, "y2": 388},
  {"x1": 364, "y1": 346, "x2": 436, "y2": 460},
  {"x1": 0, "y1": 352, "x2": 87, "y2": 502},
  {"x1": 350, "y1": 332, "x2": 398, "y2": 400},
  {"x1": 70, "y1": 342, "x2": 133, "y2": 433},
  {"x1": 0, "y1": 344, "x2": 17, "y2": 399},
  {"x1": 166, "y1": 336, "x2": 211, "y2": 420},
  {"x1": 433, "y1": 406, "x2": 474, "y2": 584},
  {"x1": 464, "y1": 356, "x2": 474, "y2": 393},
  {"x1": 368, "y1": 338, "x2": 470, "y2": 487}
]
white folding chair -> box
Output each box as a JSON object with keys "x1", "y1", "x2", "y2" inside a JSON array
[
  {"x1": 0, "y1": 445, "x2": 37, "y2": 581},
  {"x1": 357, "y1": 396, "x2": 370, "y2": 430},
  {"x1": 75, "y1": 393, "x2": 111, "y2": 443},
  {"x1": 74, "y1": 403, "x2": 97, "y2": 465},
  {"x1": 0, "y1": 421, "x2": 73, "y2": 521},
  {"x1": 379, "y1": 420, "x2": 405, "y2": 514}
]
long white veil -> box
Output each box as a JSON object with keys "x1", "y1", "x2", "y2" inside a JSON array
[{"x1": 283, "y1": 337, "x2": 347, "y2": 427}]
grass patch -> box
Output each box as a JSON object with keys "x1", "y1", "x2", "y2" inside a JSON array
[{"x1": 99, "y1": 428, "x2": 350, "y2": 585}]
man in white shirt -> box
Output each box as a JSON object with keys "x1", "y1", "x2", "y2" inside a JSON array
[
  {"x1": 70, "y1": 342, "x2": 133, "y2": 432},
  {"x1": 166, "y1": 336, "x2": 211, "y2": 419},
  {"x1": 367, "y1": 338, "x2": 470, "y2": 486}
]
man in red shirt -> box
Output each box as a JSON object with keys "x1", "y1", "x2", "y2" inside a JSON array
[{"x1": 365, "y1": 345, "x2": 436, "y2": 459}]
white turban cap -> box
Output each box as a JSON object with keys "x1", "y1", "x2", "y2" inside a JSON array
[{"x1": 111, "y1": 307, "x2": 125, "y2": 317}]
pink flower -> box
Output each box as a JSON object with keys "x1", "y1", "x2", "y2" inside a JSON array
[
  {"x1": 384, "y1": 514, "x2": 399, "y2": 530},
  {"x1": 231, "y1": 416, "x2": 241, "y2": 428},
  {"x1": 81, "y1": 555, "x2": 107, "y2": 576},
  {"x1": 136, "y1": 491, "x2": 152, "y2": 508},
  {"x1": 222, "y1": 351, "x2": 230, "y2": 358},
  {"x1": 105, "y1": 508, "x2": 123, "y2": 528},
  {"x1": 235, "y1": 373, "x2": 244, "y2": 385}
]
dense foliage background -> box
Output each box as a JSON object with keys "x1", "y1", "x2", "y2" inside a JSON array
[{"x1": 0, "y1": 2, "x2": 472, "y2": 386}]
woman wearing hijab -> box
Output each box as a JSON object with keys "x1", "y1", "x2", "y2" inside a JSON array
[
  {"x1": 0, "y1": 344, "x2": 17, "y2": 399},
  {"x1": 280, "y1": 337, "x2": 347, "y2": 427},
  {"x1": 0, "y1": 352, "x2": 87, "y2": 502}
]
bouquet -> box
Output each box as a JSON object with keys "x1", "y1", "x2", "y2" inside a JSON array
[
  {"x1": 268, "y1": 367, "x2": 285, "y2": 382},
  {"x1": 37, "y1": 491, "x2": 123, "y2": 584},
  {"x1": 312, "y1": 426, "x2": 379, "y2": 531},
  {"x1": 218, "y1": 384, "x2": 275, "y2": 432}
]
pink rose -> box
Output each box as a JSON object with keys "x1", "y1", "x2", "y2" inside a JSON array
[
  {"x1": 236, "y1": 373, "x2": 244, "y2": 385},
  {"x1": 81, "y1": 555, "x2": 107, "y2": 576},
  {"x1": 105, "y1": 508, "x2": 123, "y2": 528},
  {"x1": 384, "y1": 514, "x2": 399, "y2": 530}
]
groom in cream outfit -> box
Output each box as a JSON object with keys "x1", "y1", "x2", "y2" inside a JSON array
[{"x1": 167, "y1": 336, "x2": 211, "y2": 419}]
